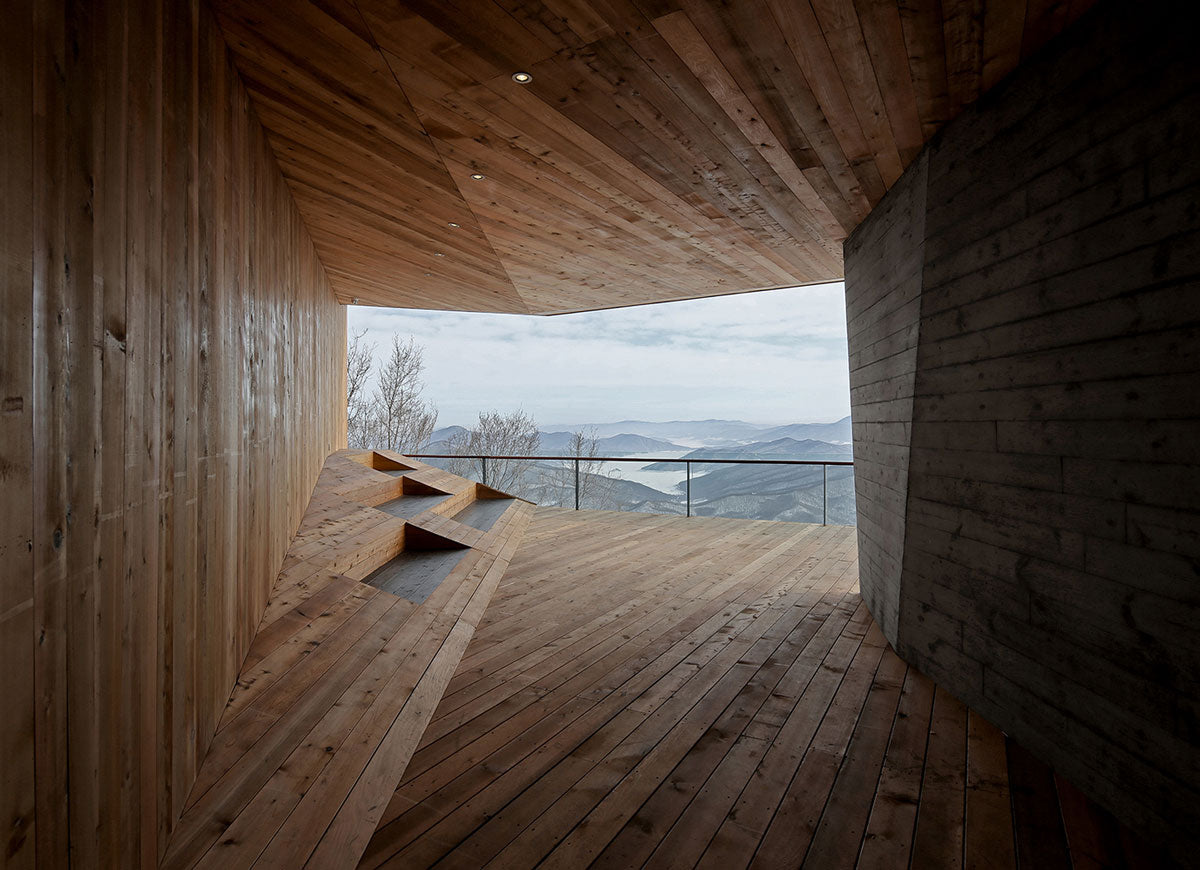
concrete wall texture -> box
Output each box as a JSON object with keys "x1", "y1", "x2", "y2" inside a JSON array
[
  {"x1": 845, "y1": 0, "x2": 1200, "y2": 858},
  {"x1": 845, "y1": 151, "x2": 927, "y2": 646}
]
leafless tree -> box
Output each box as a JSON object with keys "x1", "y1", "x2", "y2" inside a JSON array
[
  {"x1": 346, "y1": 328, "x2": 376, "y2": 448},
  {"x1": 537, "y1": 428, "x2": 618, "y2": 509},
  {"x1": 371, "y1": 335, "x2": 438, "y2": 453},
  {"x1": 447, "y1": 409, "x2": 540, "y2": 497}
]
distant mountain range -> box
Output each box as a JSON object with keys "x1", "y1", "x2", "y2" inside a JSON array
[
  {"x1": 642, "y1": 437, "x2": 852, "y2": 471},
  {"x1": 421, "y1": 425, "x2": 468, "y2": 453},
  {"x1": 755, "y1": 417, "x2": 852, "y2": 443},
  {"x1": 422, "y1": 426, "x2": 684, "y2": 455},
  {"x1": 539, "y1": 419, "x2": 769, "y2": 445},
  {"x1": 531, "y1": 416, "x2": 852, "y2": 447},
  {"x1": 422, "y1": 417, "x2": 853, "y2": 456},
  {"x1": 417, "y1": 419, "x2": 857, "y2": 524},
  {"x1": 536, "y1": 431, "x2": 683, "y2": 455},
  {"x1": 570, "y1": 455, "x2": 856, "y2": 524}
]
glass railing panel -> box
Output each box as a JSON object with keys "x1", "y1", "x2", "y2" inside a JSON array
[
  {"x1": 586, "y1": 458, "x2": 687, "y2": 514},
  {"x1": 824, "y1": 464, "x2": 858, "y2": 526},
  {"x1": 402, "y1": 454, "x2": 856, "y2": 526},
  {"x1": 687, "y1": 461, "x2": 825, "y2": 523}
]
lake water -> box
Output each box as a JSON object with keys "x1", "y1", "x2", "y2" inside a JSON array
[{"x1": 595, "y1": 451, "x2": 690, "y2": 494}]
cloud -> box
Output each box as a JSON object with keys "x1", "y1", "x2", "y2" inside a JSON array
[{"x1": 348, "y1": 283, "x2": 850, "y2": 426}]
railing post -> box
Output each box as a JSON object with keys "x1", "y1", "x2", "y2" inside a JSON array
[
  {"x1": 402, "y1": 453, "x2": 853, "y2": 525},
  {"x1": 686, "y1": 461, "x2": 691, "y2": 517}
]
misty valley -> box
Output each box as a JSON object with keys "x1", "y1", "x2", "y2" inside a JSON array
[{"x1": 420, "y1": 417, "x2": 856, "y2": 525}]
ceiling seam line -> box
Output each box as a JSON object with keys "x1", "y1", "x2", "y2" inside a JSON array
[{"x1": 348, "y1": 0, "x2": 533, "y2": 315}]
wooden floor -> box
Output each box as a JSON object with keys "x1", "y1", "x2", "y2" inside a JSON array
[
  {"x1": 160, "y1": 451, "x2": 531, "y2": 869},
  {"x1": 359, "y1": 509, "x2": 1168, "y2": 870}
]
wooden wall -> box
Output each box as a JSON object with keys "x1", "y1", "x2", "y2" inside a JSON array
[
  {"x1": 844, "y1": 0, "x2": 1200, "y2": 860},
  {"x1": 0, "y1": 0, "x2": 346, "y2": 865},
  {"x1": 844, "y1": 151, "x2": 927, "y2": 646}
]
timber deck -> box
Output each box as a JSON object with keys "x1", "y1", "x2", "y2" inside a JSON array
[
  {"x1": 360, "y1": 509, "x2": 1167, "y2": 870},
  {"x1": 160, "y1": 451, "x2": 532, "y2": 869}
]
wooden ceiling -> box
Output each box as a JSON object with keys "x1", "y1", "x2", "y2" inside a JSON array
[{"x1": 212, "y1": 0, "x2": 1095, "y2": 314}]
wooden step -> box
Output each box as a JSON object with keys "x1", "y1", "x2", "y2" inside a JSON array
[{"x1": 159, "y1": 450, "x2": 531, "y2": 869}]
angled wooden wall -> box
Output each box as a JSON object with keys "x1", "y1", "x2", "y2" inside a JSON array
[{"x1": 0, "y1": 0, "x2": 345, "y2": 865}]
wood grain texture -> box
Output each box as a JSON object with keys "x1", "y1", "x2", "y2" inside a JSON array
[
  {"x1": 355, "y1": 508, "x2": 1166, "y2": 869},
  {"x1": 1, "y1": 0, "x2": 37, "y2": 864},
  {"x1": 3, "y1": 1, "x2": 345, "y2": 865},
  {"x1": 160, "y1": 450, "x2": 532, "y2": 870},
  {"x1": 207, "y1": 0, "x2": 1094, "y2": 313}
]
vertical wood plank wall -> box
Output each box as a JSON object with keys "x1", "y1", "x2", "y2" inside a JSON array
[
  {"x1": 1, "y1": 0, "x2": 346, "y2": 866},
  {"x1": 845, "y1": 0, "x2": 1199, "y2": 861}
]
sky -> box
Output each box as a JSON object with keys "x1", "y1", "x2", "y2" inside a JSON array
[{"x1": 347, "y1": 282, "x2": 851, "y2": 428}]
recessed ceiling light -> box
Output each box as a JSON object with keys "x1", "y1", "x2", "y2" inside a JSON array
[
  {"x1": 424, "y1": 272, "x2": 432, "y2": 277},
  {"x1": 448, "y1": 222, "x2": 460, "y2": 228},
  {"x1": 434, "y1": 252, "x2": 445, "y2": 257},
  {"x1": 512, "y1": 71, "x2": 533, "y2": 84},
  {"x1": 470, "y1": 173, "x2": 485, "y2": 180}
]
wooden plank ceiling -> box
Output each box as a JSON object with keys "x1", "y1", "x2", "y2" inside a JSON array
[{"x1": 211, "y1": 0, "x2": 1095, "y2": 314}]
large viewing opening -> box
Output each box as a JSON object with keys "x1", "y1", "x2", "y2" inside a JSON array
[{"x1": 346, "y1": 283, "x2": 855, "y2": 524}]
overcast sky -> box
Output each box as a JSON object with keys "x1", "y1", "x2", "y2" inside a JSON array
[{"x1": 347, "y1": 282, "x2": 850, "y2": 428}]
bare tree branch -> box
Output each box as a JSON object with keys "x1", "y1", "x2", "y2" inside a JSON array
[
  {"x1": 347, "y1": 328, "x2": 374, "y2": 406},
  {"x1": 536, "y1": 428, "x2": 618, "y2": 509},
  {"x1": 346, "y1": 328, "x2": 376, "y2": 448},
  {"x1": 371, "y1": 335, "x2": 438, "y2": 453},
  {"x1": 447, "y1": 409, "x2": 540, "y2": 498}
]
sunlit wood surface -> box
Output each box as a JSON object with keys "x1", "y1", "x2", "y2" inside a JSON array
[{"x1": 360, "y1": 508, "x2": 1166, "y2": 869}]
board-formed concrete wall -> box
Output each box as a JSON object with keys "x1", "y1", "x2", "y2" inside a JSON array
[
  {"x1": 844, "y1": 152, "x2": 927, "y2": 646},
  {"x1": 845, "y1": 0, "x2": 1200, "y2": 857}
]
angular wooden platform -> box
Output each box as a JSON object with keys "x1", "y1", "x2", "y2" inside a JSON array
[
  {"x1": 359, "y1": 509, "x2": 1169, "y2": 869},
  {"x1": 161, "y1": 451, "x2": 532, "y2": 869}
]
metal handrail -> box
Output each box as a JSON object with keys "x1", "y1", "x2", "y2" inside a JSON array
[
  {"x1": 406, "y1": 453, "x2": 854, "y2": 525},
  {"x1": 408, "y1": 453, "x2": 853, "y2": 466}
]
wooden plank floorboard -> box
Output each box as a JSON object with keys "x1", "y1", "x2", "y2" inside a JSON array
[
  {"x1": 451, "y1": 523, "x2": 824, "y2": 711},
  {"x1": 591, "y1": 532, "x2": 858, "y2": 865},
  {"x1": 800, "y1": 646, "x2": 908, "y2": 868},
  {"x1": 356, "y1": 508, "x2": 1171, "y2": 870},
  {"x1": 856, "y1": 667, "x2": 936, "y2": 869},
  {"x1": 458, "y1": 518, "x2": 777, "y2": 663},
  {"x1": 451, "y1": 497, "x2": 515, "y2": 533},
  {"x1": 965, "y1": 709, "x2": 1017, "y2": 869},
  {"x1": 496, "y1": 537, "x2": 853, "y2": 868},
  {"x1": 361, "y1": 522, "x2": 840, "y2": 868},
  {"x1": 596, "y1": 577, "x2": 860, "y2": 869},
  {"x1": 1008, "y1": 739, "x2": 1073, "y2": 870},
  {"x1": 377, "y1": 527, "x2": 837, "y2": 857},
  {"x1": 159, "y1": 451, "x2": 531, "y2": 870},
  {"x1": 909, "y1": 685, "x2": 969, "y2": 869},
  {"x1": 746, "y1": 619, "x2": 889, "y2": 869},
  {"x1": 363, "y1": 549, "x2": 471, "y2": 603},
  {"x1": 413, "y1": 523, "x2": 827, "y2": 763},
  {"x1": 694, "y1": 601, "x2": 870, "y2": 870}
]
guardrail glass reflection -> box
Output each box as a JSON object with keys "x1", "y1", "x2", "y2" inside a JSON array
[{"x1": 408, "y1": 454, "x2": 856, "y2": 526}]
